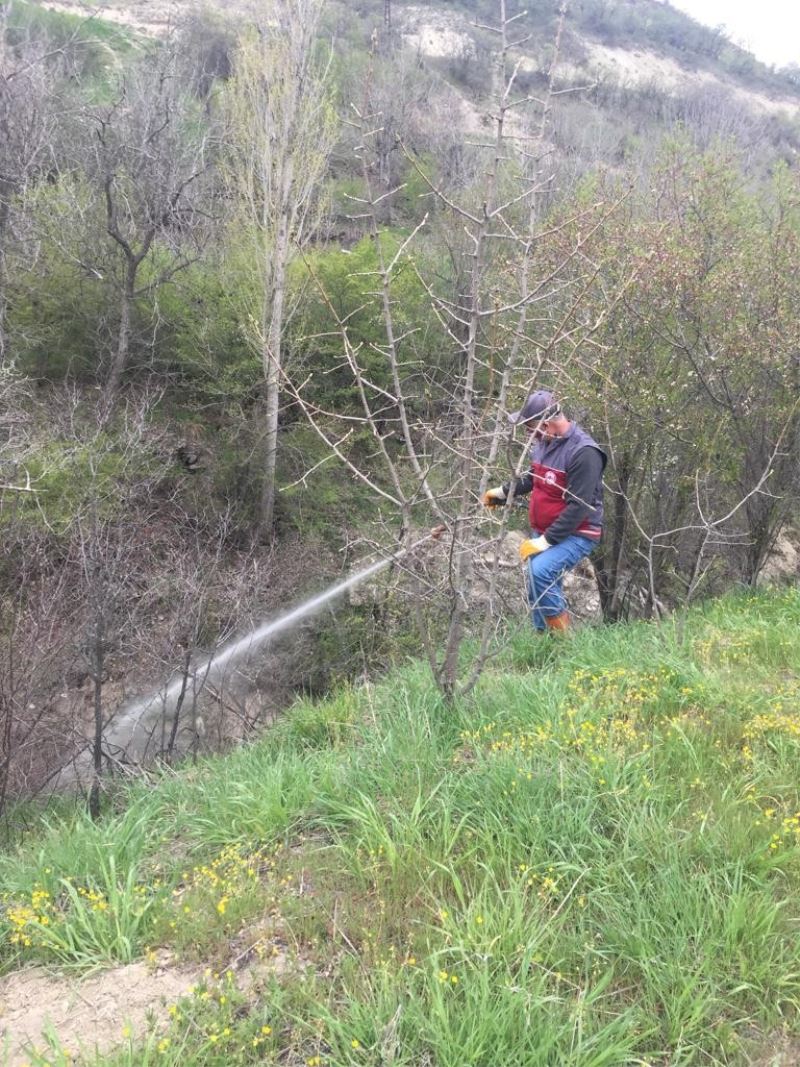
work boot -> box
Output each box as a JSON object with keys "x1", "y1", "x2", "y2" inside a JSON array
[{"x1": 544, "y1": 611, "x2": 570, "y2": 632}]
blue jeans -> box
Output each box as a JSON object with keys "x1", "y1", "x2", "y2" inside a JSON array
[{"x1": 526, "y1": 534, "x2": 596, "y2": 630}]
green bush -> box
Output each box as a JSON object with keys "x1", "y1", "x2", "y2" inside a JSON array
[
  {"x1": 289, "y1": 231, "x2": 441, "y2": 415},
  {"x1": 4, "y1": 431, "x2": 161, "y2": 534},
  {"x1": 149, "y1": 256, "x2": 260, "y2": 404}
]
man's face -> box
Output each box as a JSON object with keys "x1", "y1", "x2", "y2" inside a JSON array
[{"x1": 525, "y1": 416, "x2": 557, "y2": 440}]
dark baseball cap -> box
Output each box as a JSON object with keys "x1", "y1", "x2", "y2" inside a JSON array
[{"x1": 508, "y1": 390, "x2": 560, "y2": 425}]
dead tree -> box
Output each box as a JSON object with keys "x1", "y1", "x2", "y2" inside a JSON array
[
  {"x1": 61, "y1": 391, "x2": 169, "y2": 814},
  {"x1": 0, "y1": 540, "x2": 79, "y2": 826}
]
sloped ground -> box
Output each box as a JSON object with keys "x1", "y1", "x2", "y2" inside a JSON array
[
  {"x1": 38, "y1": 0, "x2": 196, "y2": 36},
  {"x1": 568, "y1": 40, "x2": 800, "y2": 117},
  {"x1": 33, "y1": 0, "x2": 257, "y2": 39},
  {"x1": 2, "y1": 589, "x2": 800, "y2": 1065},
  {"x1": 395, "y1": 3, "x2": 800, "y2": 112}
]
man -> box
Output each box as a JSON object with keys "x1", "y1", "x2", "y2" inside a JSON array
[{"x1": 483, "y1": 390, "x2": 606, "y2": 632}]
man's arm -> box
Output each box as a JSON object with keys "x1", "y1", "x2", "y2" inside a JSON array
[
  {"x1": 543, "y1": 447, "x2": 603, "y2": 544},
  {"x1": 501, "y1": 472, "x2": 534, "y2": 498}
]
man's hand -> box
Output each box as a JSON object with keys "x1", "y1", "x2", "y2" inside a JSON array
[
  {"x1": 483, "y1": 486, "x2": 507, "y2": 508},
  {"x1": 519, "y1": 535, "x2": 551, "y2": 561}
]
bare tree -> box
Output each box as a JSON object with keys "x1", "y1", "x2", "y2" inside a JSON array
[
  {"x1": 223, "y1": 0, "x2": 336, "y2": 535},
  {"x1": 144, "y1": 513, "x2": 239, "y2": 765},
  {"x1": 287, "y1": 1, "x2": 637, "y2": 697},
  {"x1": 0, "y1": 13, "x2": 59, "y2": 364},
  {"x1": 0, "y1": 536, "x2": 80, "y2": 824},
  {"x1": 573, "y1": 146, "x2": 800, "y2": 616},
  {"x1": 41, "y1": 390, "x2": 172, "y2": 814},
  {"x1": 81, "y1": 44, "x2": 211, "y2": 413}
]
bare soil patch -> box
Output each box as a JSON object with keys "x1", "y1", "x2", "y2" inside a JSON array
[
  {"x1": 0, "y1": 954, "x2": 199, "y2": 1065},
  {"x1": 752, "y1": 1033, "x2": 800, "y2": 1066}
]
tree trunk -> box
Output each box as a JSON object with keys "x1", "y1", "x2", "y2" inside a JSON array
[
  {"x1": 594, "y1": 549, "x2": 613, "y2": 621},
  {"x1": 0, "y1": 192, "x2": 10, "y2": 367},
  {"x1": 89, "y1": 619, "x2": 105, "y2": 820},
  {"x1": 165, "y1": 648, "x2": 192, "y2": 763},
  {"x1": 605, "y1": 454, "x2": 631, "y2": 620},
  {"x1": 258, "y1": 178, "x2": 293, "y2": 536},
  {"x1": 259, "y1": 314, "x2": 282, "y2": 534},
  {"x1": 104, "y1": 258, "x2": 137, "y2": 415},
  {"x1": 742, "y1": 502, "x2": 771, "y2": 587},
  {"x1": 0, "y1": 666, "x2": 14, "y2": 821}
]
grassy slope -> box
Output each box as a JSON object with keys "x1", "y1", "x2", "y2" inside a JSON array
[{"x1": 2, "y1": 589, "x2": 800, "y2": 1066}]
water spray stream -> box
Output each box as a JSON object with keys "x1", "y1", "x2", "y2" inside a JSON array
[{"x1": 90, "y1": 527, "x2": 445, "y2": 767}]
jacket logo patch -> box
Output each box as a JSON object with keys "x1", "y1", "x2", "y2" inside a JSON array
[{"x1": 544, "y1": 471, "x2": 558, "y2": 485}]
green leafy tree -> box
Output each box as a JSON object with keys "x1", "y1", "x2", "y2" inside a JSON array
[
  {"x1": 576, "y1": 144, "x2": 800, "y2": 613},
  {"x1": 222, "y1": 0, "x2": 337, "y2": 536}
]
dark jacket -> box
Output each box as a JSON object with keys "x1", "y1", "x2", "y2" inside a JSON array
[{"x1": 505, "y1": 422, "x2": 606, "y2": 543}]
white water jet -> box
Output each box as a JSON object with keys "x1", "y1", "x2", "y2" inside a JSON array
[
  {"x1": 62, "y1": 531, "x2": 440, "y2": 781},
  {"x1": 113, "y1": 553, "x2": 393, "y2": 746}
]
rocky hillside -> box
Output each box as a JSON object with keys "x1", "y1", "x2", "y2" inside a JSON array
[
  {"x1": 398, "y1": 3, "x2": 798, "y2": 109},
  {"x1": 34, "y1": 0, "x2": 800, "y2": 166}
]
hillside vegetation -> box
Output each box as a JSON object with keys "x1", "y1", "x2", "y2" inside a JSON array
[
  {"x1": 1, "y1": 6, "x2": 799, "y2": 1066},
  {"x1": 2, "y1": 588, "x2": 800, "y2": 1065},
  {"x1": 2, "y1": 6, "x2": 799, "y2": 1063}
]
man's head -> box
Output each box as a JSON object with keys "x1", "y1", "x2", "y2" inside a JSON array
[{"x1": 508, "y1": 390, "x2": 568, "y2": 439}]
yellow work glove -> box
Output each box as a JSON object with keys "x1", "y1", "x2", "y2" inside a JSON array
[
  {"x1": 483, "y1": 486, "x2": 507, "y2": 508},
  {"x1": 519, "y1": 535, "x2": 551, "y2": 561}
]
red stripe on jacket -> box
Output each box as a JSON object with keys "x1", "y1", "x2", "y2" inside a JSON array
[{"x1": 530, "y1": 461, "x2": 602, "y2": 540}]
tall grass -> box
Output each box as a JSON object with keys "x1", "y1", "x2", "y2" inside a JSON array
[{"x1": 4, "y1": 588, "x2": 800, "y2": 1065}]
